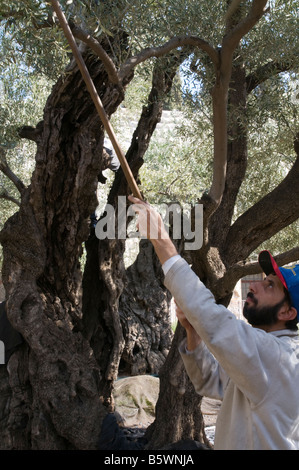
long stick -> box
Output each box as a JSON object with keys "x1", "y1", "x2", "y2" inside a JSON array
[{"x1": 50, "y1": 0, "x2": 143, "y2": 199}]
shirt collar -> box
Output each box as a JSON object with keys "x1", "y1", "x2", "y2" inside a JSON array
[{"x1": 269, "y1": 329, "x2": 299, "y2": 338}]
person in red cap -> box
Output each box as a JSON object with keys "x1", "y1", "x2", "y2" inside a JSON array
[{"x1": 128, "y1": 195, "x2": 299, "y2": 450}]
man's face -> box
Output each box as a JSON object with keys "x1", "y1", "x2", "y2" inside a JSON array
[{"x1": 243, "y1": 274, "x2": 288, "y2": 327}]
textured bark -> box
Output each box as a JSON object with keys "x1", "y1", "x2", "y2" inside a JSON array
[
  {"x1": 119, "y1": 239, "x2": 173, "y2": 376},
  {"x1": 146, "y1": 6, "x2": 299, "y2": 448},
  {"x1": 82, "y1": 233, "x2": 126, "y2": 409},
  {"x1": 209, "y1": 59, "x2": 248, "y2": 249},
  {"x1": 1, "y1": 1, "x2": 298, "y2": 451},
  {"x1": 145, "y1": 323, "x2": 209, "y2": 449},
  {"x1": 82, "y1": 55, "x2": 185, "y2": 389},
  {"x1": 0, "y1": 52, "x2": 125, "y2": 449},
  {"x1": 223, "y1": 138, "x2": 299, "y2": 264}
]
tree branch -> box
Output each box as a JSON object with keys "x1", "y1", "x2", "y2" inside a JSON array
[
  {"x1": 209, "y1": 55, "x2": 297, "y2": 247},
  {"x1": 0, "y1": 148, "x2": 25, "y2": 194},
  {"x1": 223, "y1": 0, "x2": 269, "y2": 52},
  {"x1": 234, "y1": 249, "x2": 299, "y2": 283},
  {"x1": 216, "y1": 246, "x2": 299, "y2": 300},
  {"x1": 246, "y1": 60, "x2": 297, "y2": 94},
  {"x1": 14, "y1": 6, "x2": 121, "y2": 87},
  {"x1": 223, "y1": 134, "x2": 299, "y2": 265},
  {"x1": 208, "y1": 75, "x2": 228, "y2": 206},
  {"x1": 207, "y1": 0, "x2": 268, "y2": 212},
  {"x1": 108, "y1": 52, "x2": 188, "y2": 202},
  {"x1": 271, "y1": 246, "x2": 299, "y2": 267},
  {"x1": 208, "y1": 61, "x2": 248, "y2": 247},
  {"x1": 69, "y1": 22, "x2": 121, "y2": 86},
  {"x1": 18, "y1": 122, "x2": 44, "y2": 143},
  {"x1": 118, "y1": 36, "x2": 219, "y2": 81},
  {"x1": 0, "y1": 188, "x2": 21, "y2": 207}
]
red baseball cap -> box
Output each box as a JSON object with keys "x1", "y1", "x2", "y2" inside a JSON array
[
  {"x1": 259, "y1": 250, "x2": 299, "y2": 316},
  {"x1": 259, "y1": 250, "x2": 287, "y2": 289}
]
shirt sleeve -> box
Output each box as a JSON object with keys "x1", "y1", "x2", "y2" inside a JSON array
[
  {"x1": 179, "y1": 338, "x2": 229, "y2": 400},
  {"x1": 164, "y1": 257, "x2": 276, "y2": 405},
  {"x1": 162, "y1": 254, "x2": 182, "y2": 276}
]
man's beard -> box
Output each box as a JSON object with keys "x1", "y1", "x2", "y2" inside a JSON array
[{"x1": 243, "y1": 292, "x2": 287, "y2": 327}]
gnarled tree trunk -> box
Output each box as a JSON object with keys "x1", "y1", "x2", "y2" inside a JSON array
[
  {"x1": 0, "y1": 51, "x2": 126, "y2": 449},
  {"x1": 1, "y1": 0, "x2": 298, "y2": 451},
  {"x1": 145, "y1": 323, "x2": 208, "y2": 449},
  {"x1": 82, "y1": 54, "x2": 186, "y2": 391},
  {"x1": 119, "y1": 239, "x2": 173, "y2": 376}
]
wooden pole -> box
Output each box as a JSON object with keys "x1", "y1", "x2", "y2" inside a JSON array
[{"x1": 50, "y1": 0, "x2": 143, "y2": 199}]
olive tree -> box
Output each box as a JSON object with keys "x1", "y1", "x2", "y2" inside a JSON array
[{"x1": 0, "y1": 0, "x2": 298, "y2": 450}]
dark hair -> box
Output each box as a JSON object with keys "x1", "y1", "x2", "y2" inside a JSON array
[{"x1": 283, "y1": 287, "x2": 298, "y2": 331}]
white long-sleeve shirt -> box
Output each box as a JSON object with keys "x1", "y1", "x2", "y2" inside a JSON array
[{"x1": 163, "y1": 256, "x2": 299, "y2": 450}]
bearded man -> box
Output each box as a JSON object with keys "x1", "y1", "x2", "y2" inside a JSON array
[{"x1": 129, "y1": 195, "x2": 299, "y2": 450}]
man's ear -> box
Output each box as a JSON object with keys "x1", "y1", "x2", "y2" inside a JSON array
[
  {"x1": 289, "y1": 307, "x2": 298, "y2": 321},
  {"x1": 278, "y1": 305, "x2": 297, "y2": 322}
]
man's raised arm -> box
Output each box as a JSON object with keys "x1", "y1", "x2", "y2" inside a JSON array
[{"x1": 128, "y1": 195, "x2": 178, "y2": 265}]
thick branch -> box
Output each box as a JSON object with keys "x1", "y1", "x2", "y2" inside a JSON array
[
  {"x1": 119, "y1": 36, "x2": 219, "y2": 81},
  {"x1": 208, "y1": 78, "x2": 228, "y2": 205},
  {"x1": 108, "y1": 53, "x2": 188, "y2": 202},
  {"x1": 237, "y1": 248, "x2": 299, "y2": 279},
  {"x1": 246, "y1": 60, "x2": 296, "y2": 94},
  {"x1": 69, "y1": 22, "x2": 121, "y2": 86},
  {"x1": 223, "y1": 0, "x2": 269, "y2": 52},
  {"x1": 18, "y1": 122, "x2": 44, "y2": 143},
  {"x1": 223, "y1": 134, "x2": 299, "y2": 264},
  {"x1": 216, "y1": 246, "x2": 299, "y2": 300},
  {"x1": 17, "y1": 6, "x2": 121, "y2": 86},
  {"x1": 210, "y1": 56, "x2": 297, "y2": 246},
  {"x1": 209, "y1": 61, "x2": 248, "y2": 247},
  {"x1": 0, "y1": 188, "x2": 21, "y2": 207},
  {"x1": 268, "y1": 247, "x2": 299, "y2": 268},
  {"x1": 207, "y1": 0, "x2": 268, "y2": 211},
  {"x1": 0, "y1": 148, "x2": 25, "y2": 194}
]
